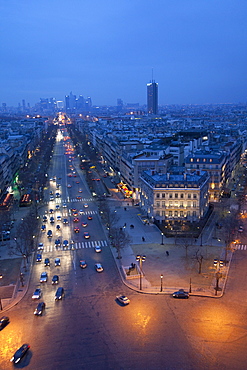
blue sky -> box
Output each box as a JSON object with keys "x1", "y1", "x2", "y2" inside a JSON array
[{"x1": 1, "y1": 0, "x2": 247, "y2": 106}]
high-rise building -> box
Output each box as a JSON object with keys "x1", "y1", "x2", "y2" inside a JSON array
[{"x1": 147, "y1": 80, "x2": 158, "y2": 114}]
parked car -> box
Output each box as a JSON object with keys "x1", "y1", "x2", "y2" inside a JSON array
[
  {"x1": 0, "y1": 316, "x2": 9, "y2": 330},
  {"x1": 172, "y1": 289, "x2": 189, "y2": 299},
  {"x1": 34, "y1": 302, "x2": 45, "y2": 316},
  {"x1": 95, "y1": 263, "x2": 103, "y2": 272},
  {"x1": 55, "y1": 287, "x2": 65, "y2": 300},
  {"x1": 10, "y1": 344, "x2": 30, "y2": 364},
  {"x1": 116, "y1": 295, "x2": 130, "y2": 305},
  {"x1": 238, "y1": 226, "x2": 244, "y2": 232},
  {"x1": 52, "y1": 275, "x2": 59, "y2": 284},
  {"x1": 40, "y1": 272, "x2": 48, "y2": 283},
  {"x1": 32, "y1": 288, "x2": 42, "y2": 300}
]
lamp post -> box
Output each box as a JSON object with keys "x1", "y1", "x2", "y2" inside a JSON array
[
  {"x1": 160, "y1": 274, "x2": 163, "y2": 292},
  {"x1": 161, "y1": 232, "x2": 164, "y2": 245},
  {"x1": 213, "y1": 259, "x2": 224, "y2": 295},
  {"x1": 136, "y1": 254, "x2": 146, "y2": 290}
]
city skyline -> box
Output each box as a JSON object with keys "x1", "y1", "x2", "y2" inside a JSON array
[{"x1": 1, "y1": 0, "x2": 247, "y2": 107}]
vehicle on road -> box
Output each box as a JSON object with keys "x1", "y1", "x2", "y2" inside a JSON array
[
  {"x1": 79, "y1": 260, "x2": 87, "y2": 269},
  {"x1": 50, "y1": 216, "x2": 55, "y2": 223},
  {"x1": 56, "y1": 224, "x2": 61, "y2": 230},
  {"x1": 87, "y1": 215, "x2": 93, "y2": 220},
  {"x1": 36, "y1": 254, "x2": 42, "y2": 262},
  {"x1": 63, "y1": 203, "x2": 67, "y2": 208},
  {"x1": 84, "y1": 203, "x2": 89, "y2": 208},
  {"x1": 43, "y1": 215, "x2": 47, "y2": 222},
  {"x1": 32, "y1": 288, "x2": 42, "y2": 299},
  {"x1": 55, "y1": 287, "x2": 65, "y2": 300},
  {"x1": 63, "y1": 218, "x2": 68, "y2": 224},
  {"x1": 84, "y1": 232, "x2": 90, "y2": 239},
  {"x1": 34, "y1": 302, "x2": 45, "y2": 316},
  {"x1": 47, "y1": 230, "x2": 53, "y2": 238},
  {"x1": 116, "y1": 295, "x2": 130, "y2": 305},
  {"x1": 55, "y1": 258, "x2": 60, "y2": 266},
  {"x1": 78, "y1": 189, "x2": 82, "y2": 193},
  {"x1": 76, "y1": 196, "x2": 82, "y2": 200},
  {"x1": 49, "y1": 209, "x2": 54, "y2": 213},
  {"x1": 52, "y1": 275, "x2": 59, "y2": 284},
  {"x1": 172, "y1": 289, "x2": 189, "y2": 299},
  {"x1": 74, "y1": 227, "x2": 80, "y2": 233},
  {"x1": 73, "y1": 217, "x2": 79, "y2": 223},
  {"x1": 94, "y1": 245, "x2": 102, "y2": 253},
  {"x1": 44, "y1": 258, "x2": 50, "y2": 266},
  {"x1": 238, "y1": 226, "x2": 244, "y2": 232},
  {"x1": 40, "y1": 272, "x2": 48, "y2": 282},
  {"x1": 81, "y1": 222, "x2": 87, "y2": 227},
  {"x1": 95, "y1": 263, "x2": 103, "y2": 272},
  {"x1": 57, "y1": 215, "x2": 62, "y2": 221},
  {"x1": 55, "y1": 238, "x2": 61, "y2": 247},
  {"x1": 0, "y1": 316, "x2": 9, "y2": 330},
  {"x1": 38, "y1": 243, "x2": 44, "y2": 250},
  {"x1": 41, "y1": 224, "x2": 46, "y2": 231},
  {"x1": 63, "y1": 240, "x2": 69, "y2": 248},
  {"x1": 10, "y1": 344, "x2": 30, "y2": 364}
]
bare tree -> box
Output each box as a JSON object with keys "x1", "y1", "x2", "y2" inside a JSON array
[
  {"x1": 194, "y1": 249, "x2": 204, "y2": 274},
  {"x1": 110, "y1": 226, "x2": 132, "y2": 259}
]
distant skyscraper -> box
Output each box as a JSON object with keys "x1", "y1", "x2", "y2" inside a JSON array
[{"x1": 147, "y1": 80, "x2": 158, "y2": 114}]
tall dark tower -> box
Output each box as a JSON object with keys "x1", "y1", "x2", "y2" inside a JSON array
[{"x1": 147, "y1": 80, "x2": 158, "y2": 114}]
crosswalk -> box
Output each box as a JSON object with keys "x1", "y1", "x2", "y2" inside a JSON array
[
  {"x1": 235, "y1": 244, "x2": 247, "y2": 250},
  {"x1": 43, "y1": 240, "x2": 107, "y2": 253},
  {"x1": 45, "y1": 198, "x2": 93, "y2": 205}
]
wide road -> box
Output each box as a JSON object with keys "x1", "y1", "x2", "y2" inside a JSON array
[{"x1": 1, "y1": 129, "x2": 247, "y2": 369}]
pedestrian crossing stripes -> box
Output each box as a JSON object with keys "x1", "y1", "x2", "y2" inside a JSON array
[
  {"x1": 45, "y1": 198, "x2": 93, "y2": 205},
  {"x1": 43, "y1": 240, "x2": 107, "y2": 253},
  {"x1": 235, "y1": 244, "x2": 247, "y2": 250}
]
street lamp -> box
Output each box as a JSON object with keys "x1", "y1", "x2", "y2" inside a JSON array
[
  {"x1": 161, "y1": 232, "x2": 164, "y2": 245},
  {"x1": 136, "y1": 254, "x2": 146, "y2": 290},
  {"x1": 160, "y1": 274, "x2": 163, "y2": 292},
  {"x1": 213, "y1": 259, "x2": 224, "y2": 295}
]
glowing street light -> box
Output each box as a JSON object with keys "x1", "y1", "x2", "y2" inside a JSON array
[{"x1": 160, "y1": 274, "x2": 163, "y2": 292}]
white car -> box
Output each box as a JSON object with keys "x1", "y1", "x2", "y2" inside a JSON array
[
  {"x1": 63, "y1": 203, "x2": 67, "y2": 208},
  {"x1": 32, "y1": 288, "x2": 42, "y2": 299},
  {"x1": 94, "y1": 245, "x2": 102, "y2": 253},
  {"x1": 40, "y1": 272, "x2": 48, "y2": 283},
  {"x1": 37, "y1": 243, "x2": 44, "y2": 250},
  {"x1": 116, "y1": 295, "x2": 130, "y2": 305},
  {"x1": 84, "y1": 204, "x2": 89, "y2": 208},
  {"x1": 57, "y1": 215, "x2": 62, "y2": 221},
  {"x1": 95, "y1": 263, "x2": 103, "y2": 272}
]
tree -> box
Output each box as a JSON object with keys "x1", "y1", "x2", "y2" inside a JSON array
[
  {"x1": 194, "y1": 249, "x2": 204, "y2": 274},
  {"x1": 110, "y1": 226, "x2": 132, "y2": 259}
]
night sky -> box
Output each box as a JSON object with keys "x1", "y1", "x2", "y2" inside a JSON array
[{"x1": 1, "y1": 0, "x2": 247, "y2": 106}]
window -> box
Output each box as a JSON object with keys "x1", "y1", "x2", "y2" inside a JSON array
[
  {"x1": 156, "y1": 202, "x2": 160, "y2": 208},
  {"x1": 162, "y1": 210, "x2": 165, "y2": 217},
  {"x1": 180, "y1": 211, "x2": 184, "y2": 217},
  {"x1": 175, "y1": 193, "x2": 178, "y2": 198},
  {"x1": 193, "y1": 194, "x2": 197, "y2": 199},
  {"x1": 187, "y1": 202, "x2": 191, "y2": 208},
  {"x1": 188, "y1": 194, "x2": 191, "y2": 199},
  {"x1": 193, "y1": 211, "x2": 196, "y2": 217},
  {"x1": 156, "y1": 193, "x2": 160, "y2": 199},
  {"x1": 180, "y1": 193, "x2": 184, "y2": 199},
  {"x1": 156, "y1": 210, "x2": 160, "y2": 216},
  {"x1": 162, "y1": 201, "x2": 165, "y2": 207},
  {"x1": 169, "y1": 193, "x2": 172, "y2": 199},
  {"x1": 180, "y1": 202, "x2": 184, "y2": 208},
  {"x1": 169, "y1": 211, "x2": 172, "y2": 217},
  {"x1": 162, "y1": 193, "x2": 165, "y2": 198},
  {"x1": 187, "y1": 211, "x2": 190, "y2": 217},
  {"x1": 193, "y1": 201, "x2": 196, "y2": 208},
  {"x1": 174, "y1": 211, "x2": 178, "y2": 217}
]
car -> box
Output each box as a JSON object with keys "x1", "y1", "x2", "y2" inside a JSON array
[
  {"x1": 56, "y1": 224, "x2": 61, "y2": 230},
  {"x1": 55, "y1": 238, "x2": 61, "y2": 246},
  {"x1": 67, "y1": 184, "x2": 72, "y2": 188},
  {"x1": 47, "y1": 230, "x2": 53, "y2": 238},
  {"x1": 78, "y1": 187, "x2": 82, "y2": 191},
  {"x1": 76, "y1": 196, "x2": 82, "y2": 200},
  {"x1": 63, "y1": 218, "x2": 68, "y2": 224},
  {"x1": 0, "y1": 316, "x2": 9, "y2": 330},
  {"x1": 43, "y1": 215, "x2": 47, "y2": 222},
  {"x1": 50, "y1": 190, "x2": 53, "y2": 195},
  {"x1": 38, "y1": 243, "x2": 44, "y2": 250},
  {"x1": 84, "y1": 203, "x2": 89, "y2": 208},
  {"x1": 95, "y1": 263, "x2": 103, "y2": 272},
  {"x1": 57, "y1": 215, "x2": 62, "y2": 221},
  {"x1": 10, "y1": 343, "x2": 30, "y2": 364},
  {"x1": 81, "y1": 222, "x2": 88, "y2": 227},
  {"x1": 73, "y1": 211, "x2": 78, "y2": 216},
  {"x1": 50, "y1": 195, "x2": 54, "y2": 201},
  {"x1": 79, "y1": 209, "x2": 84, "y2": 215},
  {"x1": 32, "y1": 288, "x2": 42, "y2": 300},
  {"x1": 55, "y1": 258, "x2": 60, "y2": 266},
  {"x1": 71, "y1": 207, "x2": 77, "y2": 212},
  {"x1": 63, "y1": 240, "x2": 69, "y2": 248},
  {"x1": 52, "y1": 275, "x2": 59, "y2": 284},
  {"x1": 40, "y1": 272, "x2": 48, "y2": 283},
  {"x1": 49, "y1": 209, "x2": 54, "y2": 213},
  {"x1": 55, "y1": 192, "x2": 60, "y2": 198},
  {"x1": 63, "y1": 203, "x2": 67, "y2": 208},
  {"x1": 55, "y1": 287, "x2": 65, "y2": 300},
  {"x1": 172, "y1": 289, "x2": 189, "y2": 299},
  {"x1": 116, "y1": 295, "x2": 130, "y2": 305},
  {"x1": 50, "y1": 216, "x2": 55, "y2": 223},
  {"x1": 84, "y1": 232, "x2": 90, "y2": 239},
  {"x1": 55, "y1": 205, "x2": 60, "y2": 210},
  {"x1": 74, "y1": 227, "x2": 80, "y2": 233},
  {"x1": 79, "y1": 260, "x2": 87, "y2": 269},
  {"x1": 73, "y1": 217, "x2": 79, "y2": 223},
  {"x1": 94, "y1": 245, "x2": 102, "y2": 253},
  {"x1": 36, "y1": 254, "x2": 42, "y2": 262},
  {"x1": 87, "y1": 216, "x2": 93, "y2": 220},
  {"x1": 41, "y1": 224, "x2": 46, "y2": 231},
  {"x1": 44, "y1": 258, "x2": 50, "y2": 266},
  {"x1": 34, "y1": 302, "x2": 46, "y2": 316},
  {"x1": 238, "y1": 226, "x2": 244, "y2": 232}
]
